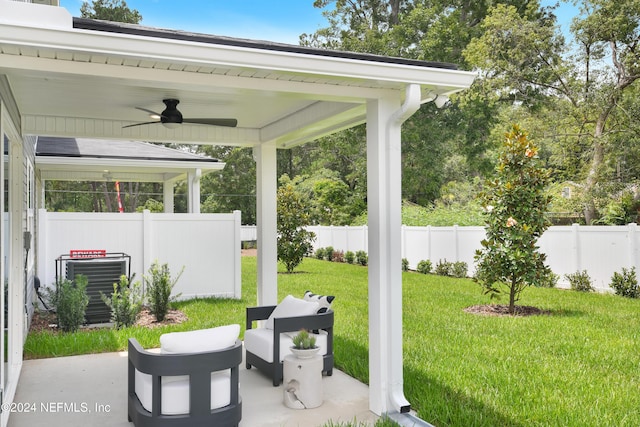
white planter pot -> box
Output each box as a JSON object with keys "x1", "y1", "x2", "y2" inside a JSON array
[{"x1": 290, "y1": 347, "x2": 320, "y2": 359}]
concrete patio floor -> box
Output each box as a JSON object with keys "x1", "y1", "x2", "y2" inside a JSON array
[{"x1": 8, "y1": 348, "x2": 378, "y2": 427}]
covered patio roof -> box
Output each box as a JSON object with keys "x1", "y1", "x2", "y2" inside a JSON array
[
  {"x1": 0, "y1": 1, "x2": 473, "y2": 147},
  {"x1": 35, "y1": 136, "x2": 224, "y2": 183},
  {"x1": 0, "y1": 0, "x2": 476, "y2": 423}
]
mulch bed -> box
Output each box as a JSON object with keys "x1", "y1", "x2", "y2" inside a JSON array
[
  {"x1": 29, "y1": 307, "x2": 188, "y2": 333},
  {"x1": 464, "y1": 304, "x2": 551, "y2": 317}
]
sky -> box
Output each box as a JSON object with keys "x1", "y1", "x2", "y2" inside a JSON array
[
  {"x1": 59, "y1": 1, "x2": 579, "y2": 46},
  {"x1": 59, "y1": 0, "x2": 329, "y2": 45}
]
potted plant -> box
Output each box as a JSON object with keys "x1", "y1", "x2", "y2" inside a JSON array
[{"x1": 290, "y1": 329, "x2": 319, "y2": 359}]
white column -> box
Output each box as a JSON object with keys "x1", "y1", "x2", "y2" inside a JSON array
[
  {"x1": 187, "y1": 169, "x2": 201, "y2": 214},
  {"x1": 163, "y1": 181, "x2": 175, "y2": 213},
  {"x1": 9, "y1": 138, "x2": 25, "y2": 372},
  {"x1": 253, "y1": 141, "x2": 278, "y2": 306},
  {"x1": 367, "y1": 85, "x2": 420, "y2": 416}
]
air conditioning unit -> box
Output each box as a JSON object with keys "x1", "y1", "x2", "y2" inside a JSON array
[{"x1": 57, "y1": 253, "x2": 131, "y2": 324}]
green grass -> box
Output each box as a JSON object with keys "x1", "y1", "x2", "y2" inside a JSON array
[{"x1": 25, "y1": 257, "x2": 640, "y2": 426}]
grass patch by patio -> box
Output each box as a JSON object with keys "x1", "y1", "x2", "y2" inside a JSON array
[{"x1": 25, "y1": 257, "x2": 640, "y2": 426}]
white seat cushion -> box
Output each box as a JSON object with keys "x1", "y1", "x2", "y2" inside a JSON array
[
  {"x1": 135, "y1": 370, "x2": 231, "y2": 415},
  {"x1": 134, "y1": 324, "x2": 240, "y2": 415},
  {"x1": 244, "y1": 328, "x2": 327, "y2": 363},
  {"x1": 160, "y1": 324, "x2": 240, "y2": 354}
]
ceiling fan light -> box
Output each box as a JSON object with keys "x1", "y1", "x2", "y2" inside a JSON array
[{"x1": 162, "y1": 122, "x2": 180, "y2": 129}]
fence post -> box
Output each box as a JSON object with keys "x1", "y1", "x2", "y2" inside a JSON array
[
  {"x1": 453, "y1": 225, "x2": 459, "y2": 261},
  {"x1": 401, "y1": 225, "x2": 407, "y2": 261},
  {"x1": 142, "y1": 209, "x2": 152, "y2": 291},
  {"x1": 36, "y1": 208, "x2": 48, "y2": 286},
  {"x1": 426, "y1": 225, "x2": 432, "y2": 261},
  {"x1": 628, "y1": 223, "x2": 638, "y2": 271},
  {"x1": 233, "y1": 211, "x2": 242, "y2": 298},
  {"x1": 572, "y1": 223, "x2": 581, "y2": 273}
]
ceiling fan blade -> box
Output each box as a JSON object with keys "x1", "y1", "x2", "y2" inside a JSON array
[
  {"x1": 135, "y1": 106, "x2": 162, "y2": 117},
  {"x1": 122, "y1": 121, "x2": 160, "y2": 129},
  {"x1": 183, "y1": 118, "x2": 238, "y2": 127}
]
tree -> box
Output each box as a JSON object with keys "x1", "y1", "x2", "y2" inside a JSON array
[
  {"x1": 465, "y1": 1, "x2": 640, "y2": 223},
  {"x1": 277, "y1": 177, "x2": 316, "y2": 273},
  {"x1": 80, "y1": 0, "x2": 142, "y2": 24},
  {"x1": 200, "y1": 146, "x2": 257, "y2": 224},
  {"x1": 298, "y1": 1, "x2": 540, "y2": 209},
  {"x1": 474, "y1": 125, "x2": 552, "y2": 313}
]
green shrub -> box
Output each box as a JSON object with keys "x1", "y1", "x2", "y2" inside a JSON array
[
  {"x1": 417, "y1": 260, "x2": 432, "y2": 274},
  {"x1": 315, "y1": 248, "x2": 326, "y2": 260},
  {"x1": 451, "y1": 261, "x2": 468, "y2": 278},
  {"x1": 47, "y1": 275, "x2": 89, "y2": 332},
  {"x1": 277, "y1": 180, "x2": 316, "y2": 272},
  {"x1": 402, "y1": 258, "x2": 409, "y2": 272},
  {"x1": 145, "y1": 261, "x2": 184, "y2": 321},
  {"x1": 344, "y1": 251, "x2": 355, "y2": 264},
  {"x1": 435, "y1": 259, "x2": 453, "y2": 276},
  {"x1": 537, "y1": 271, "x2": 559, "y2": 288},
  {"x1": 565, "y1": 270, "x2": 594, "y2": 292},
  {"x1": 332, "y1": 250, "x2": 345, "y2": 263},
  {"x1": 355, "y1": 250, "x2": 368, "y2": 266},
  {"x1": 610, "y1": 267, "x2": 639, "y2": 298},
  {"x1": 101, "y1": 275, "x2": 143, "y2": 328},
  {"x1": 324, "y1": 246, "x2": 335, "y2": 261}
]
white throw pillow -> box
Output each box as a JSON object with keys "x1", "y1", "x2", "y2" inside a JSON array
[
  {"x1": 265, "y1": 295, "x2": 320, "y2": 330},
  {"x1": 160, "y1": 324, "x2": 240, "y2": 354},
  {"x1": 303, "y1": 290, "x2": 335, "y2": 312}
]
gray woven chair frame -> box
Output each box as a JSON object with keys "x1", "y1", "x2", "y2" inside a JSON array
[
  {"x1": 127, "y1": 338, "x2": 242, "y2": 427},
  {"x1": 245, "y1": 305, "x2": 334, "y2": 386}
]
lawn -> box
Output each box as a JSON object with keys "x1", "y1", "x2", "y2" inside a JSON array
[{"x1": 25, "y1": 257, "x2": 640, "y2": 426}]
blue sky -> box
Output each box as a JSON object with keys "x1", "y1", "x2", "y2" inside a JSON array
[
  {"x1": 60, "y1": 1, "x2": 579, "y2": 45},
  {"x1": 59, "y1": 0, "x2": 329, "y2": 44}
]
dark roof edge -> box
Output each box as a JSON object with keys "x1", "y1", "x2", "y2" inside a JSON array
[
  {"x1": 72, "y1": 17, "x2": 459, "y2": 71},
  {"x1": 37, "y1": 153, "x2": 220, "y2": 162}
]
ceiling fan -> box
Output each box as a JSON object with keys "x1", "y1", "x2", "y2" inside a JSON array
[{"x1": 123, "y1": 99, "x2": 238, "y2": 129}]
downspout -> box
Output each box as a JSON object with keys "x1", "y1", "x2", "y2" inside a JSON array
[{"x1": 386, "y1": 83, "x2": 421, "y2": 414}]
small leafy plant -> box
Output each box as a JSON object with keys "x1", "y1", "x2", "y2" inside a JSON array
[
  {"x1": 46, "y1": 275, "x2": 89, "y2": 332},
  {"x1": 324, "y1": 246, "x2": 335, "y2": 261},
  {"x1": 315, "y1": 248, "x2": 326, "y2": 260},
  {"x1": 435, "y1": 259, "x2": 453, "y2": 276},
  {"x1": 355, "y1": 250, "x2": 368, "y2": 266},
  {"x1": 417, "y1": 260, "x2": 432, "y2": 274},
  {"x1": 402, "y1": 258, "x2": 409, "y2": 272},
  {"x1": 451, "y1": 261, "x2": 468, "y2": 278},
  {"x1": 565, "y1": 270, "x2": 594, "y2": 292},
  {"x1": 292, "y1": 329, "x2": 317, "y2": 349},
  {"x1": 145, "y1": 261, "x2": 183, "y2": 321},
  {"x1": 101, "y1": 275, "x2": 143, "y2": 328},
  {"x1": 332, "y1": 250, "x2": 345, "y2": 263},
  {"x1": 610, "y1": 267, "x2": 639, "y2": 298},
  {"x1": 344, "y1": 251, "x2": 355, "y2": 264}
]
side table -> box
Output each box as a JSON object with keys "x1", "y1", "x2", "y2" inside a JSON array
[{"x1": 283, "y1": 354, "x2": 323, "y2": 409}]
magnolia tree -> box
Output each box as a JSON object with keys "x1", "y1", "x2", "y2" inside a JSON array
[
  {"x1": 474, "y1": 125, "x2": 552, "y2": 313},
  {"x1": 277, "y1": 179, "x2": 316, "y2": 273}
]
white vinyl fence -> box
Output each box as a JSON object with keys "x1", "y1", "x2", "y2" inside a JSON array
[
  {"x1": 303, "y1": 224, "x2": 640, "y2": 292},
  {"x1": 37, "y1": 209, "x2": 242, "y2": 299}
]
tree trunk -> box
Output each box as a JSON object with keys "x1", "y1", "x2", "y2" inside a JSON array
[
  {"x1": 102, "y1": 182, "x2": 113, "y2": 212},
  {"x1": 91, "y1": 182, "x2": 102, "y2": 212},
  {"x1": 509, "y1": 280, "x2": 517, "y2": 314},
  {"x1": 583, "y1": 110, "x2": 609, "y2": 224}
]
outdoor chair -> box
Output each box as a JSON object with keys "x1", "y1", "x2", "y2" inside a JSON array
[
  {"x1": 244, "y1": 293, "x2": 334, "y2": 386},
  {"x1": 127, "y1": 324, "x2": 242, "y2": 427}
]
